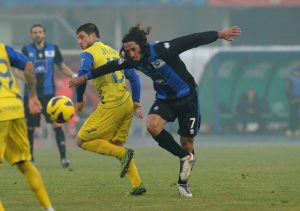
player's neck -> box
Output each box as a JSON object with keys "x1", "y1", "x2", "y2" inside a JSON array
[{"x1": 34, "y1": 41, "x2": 45, "y2": 49}]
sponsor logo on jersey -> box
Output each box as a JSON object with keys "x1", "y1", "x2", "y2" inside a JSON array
[
  {"x1": 151, "y1": 59, "x2": 166, "y2": 69},
  {"x1": 118, "y1": 58, "x2": 125, "y2": 65},
  {"x1": 45, "y1": 50, "x2": 55, "y2": 58},
  {"x1": 163, "y1": 42, "x2": 170, "y2": 49}
]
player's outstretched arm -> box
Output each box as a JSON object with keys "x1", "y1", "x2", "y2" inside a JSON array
[
  {"x1": 218, "y1": 26, "x2": 241, "y2": 41},
  {"x1": 69, "y1": 59, "x2": 132, "y2": 88}
]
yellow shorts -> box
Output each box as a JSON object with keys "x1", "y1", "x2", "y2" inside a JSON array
[
  {"x1": 0, "y1": 118, "x2": 31, "y2": 166},
  {"x1": 78, "y1": 96, "x2": 134, "y2": 144}
]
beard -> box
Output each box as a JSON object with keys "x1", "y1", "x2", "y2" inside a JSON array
[{"x1": 34, "y1": 37, "x2": 44, "y2": 45}]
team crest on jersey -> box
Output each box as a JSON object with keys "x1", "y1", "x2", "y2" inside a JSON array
[
  {"x1": 151, "y1": 59, "x2": 166, "y2": 69},
  {"x1": 163, "y1": 42, "x2": 170, "y2": 49},
  {"x1": 28, "y1": 52, "x2": 34, "y2": 57},
  {"x1": 118, "y1": 58, "x2": 125, "y2": 65},
  {"x1": 45, "y1": 50, "x2": 55, "y2": 57},
  {"x1": 80, "y1": 58, "x2": 85, "y2": 67}
]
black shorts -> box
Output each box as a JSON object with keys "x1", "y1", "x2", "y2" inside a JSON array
[
  {"x1": 23, "y1": 94, "x2": 54, "y2": 127},
  {"x1": 148, "y1": 90, "x2": 201, "y2": 137}
]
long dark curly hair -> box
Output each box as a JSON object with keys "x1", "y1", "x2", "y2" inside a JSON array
[{"x1": 120, "y1": 24, "x2": 151, "y2": 59}]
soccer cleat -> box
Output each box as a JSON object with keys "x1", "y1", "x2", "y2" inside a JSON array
[
  {"x1": 129, "y1": 183, "x2": 146, "y2": 196},
  {"x1": 61, "y1": 158, "x2": 70, "y2": 168},
  {"x1": 179, "y1": 153, "x2": 196, "y2": 182},
  {"x1": 119, "y1": 148, "x2": 134, "y2": 178},
  {"x1": 178, "y1": 184, "x2": 193, "y2": 197}
]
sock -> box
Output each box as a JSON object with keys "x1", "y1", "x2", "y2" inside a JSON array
[
  {"x1": 16, "y1": 161, "x2": 52, "y2": 209},
  {"x1": 0, "y1": 201, "x2": 4, "y2": 211},
  {"x1": 81, "y1": 139, "x2": 125, "y2": 159},
  {"x1": 54, "y1": 127, "x2": 66, "y2": 159},
  {"x1": 28, "y1": 128, "x2": 34, "y2": 161},
  {"x1": 153, "y1": 129, "x2": 189, "y2": 159},
  {"x1": 126, "y1": 159, "x2": 142, "y2": 188},
  {"x1": 178, "y1": 149, "x2": 195, "y2": 185}
]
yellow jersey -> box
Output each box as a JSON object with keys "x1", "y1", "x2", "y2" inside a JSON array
[
  {"x1": 82, "y1": 41, "x2": 130, "y2": 108},
  {"x1": 0, "y1": 43, "x2": 26, "y2": 121}
]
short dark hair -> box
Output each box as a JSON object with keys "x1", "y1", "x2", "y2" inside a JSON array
[
  {"x1": 31, "y1": 24, "x2": 46, "y2": 33},
  {"x1": 76, "y1": 23, "x2": 100, "y2": 38},
  {"x1": 122, "y1": 24, "x2": 151, "y2": 53}
]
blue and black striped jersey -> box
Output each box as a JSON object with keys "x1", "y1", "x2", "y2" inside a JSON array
[{"x1": 22, "y1": 42, "x2": 64, "y2": 97}]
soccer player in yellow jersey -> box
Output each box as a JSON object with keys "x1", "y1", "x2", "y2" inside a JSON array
[
  {"x1": 0, "y1": 43, "x2": 54, "y2": 210},
  {"x1": 74, "y1": 23, "x2": 146, "y2": 195}
]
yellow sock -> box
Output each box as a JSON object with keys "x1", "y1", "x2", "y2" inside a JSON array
[
  {"x1": 16, "y1": 161, "x2": 52, "y2": 209},
  {"x1": 0, "y1": 201, "x2": 5, "y2": 211},
  {"x1": 81, "y1": 139, "x2": 125, "y2": 159},
  {"x1": 126, "y1": 159, "x2": 142, "y2": 188}
]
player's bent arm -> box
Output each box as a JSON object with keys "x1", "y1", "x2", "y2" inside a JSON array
[
  {"x1": 59, "y1": 63, "x2": 77, "y2": 78},
  {"x1": 124, "y1": 69, "x2": 141, "y2": 103},
  {"x1": 13, "y1": 69, "x2": 27, "y2": 82},
  {"x1": 24, "y1": 61, "x2": 37, "y2": 98}
]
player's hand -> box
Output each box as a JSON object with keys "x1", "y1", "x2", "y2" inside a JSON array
[
  {"x1": 69, "y1": 76, "x2": 86, "y2": 88},
  {"x1": 219, "y1": 26, "x2": 241, "y2": 41},
  {"x1": 28, "y1": 96, "x2": 42, "y2": 115},
  {"x1": 134, "y1": 101, "x2": 143, "y2": 119},
  {"x1": 76, "y1": 101, "x2": 84, "y2": 113}
]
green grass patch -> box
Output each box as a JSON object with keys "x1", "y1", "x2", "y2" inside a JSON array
[{"x1": 1, "y1": 145, "x2": 300, "y2": 210}]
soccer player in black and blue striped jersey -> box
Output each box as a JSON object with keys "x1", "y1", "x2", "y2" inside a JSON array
[
  {"x1": 70, "y1": 24, "x2": 241, "y2": 197},
  {"x1": 19, "y1": 24, "x2": 76, "y2": 167}
]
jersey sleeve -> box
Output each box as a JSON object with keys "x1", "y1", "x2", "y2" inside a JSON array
[
  {"x1": 21, "y1": 46, "x2": 28, "y2": 56},
  {"x1": 6, "y1": 45, "x2": 29, "y2": 70},
  {"x1": 124, "y1": 69, "x2": 141, "y2": 102},
  {"x1": 54, "y1": 45, "x2": 64, "y2": 65},
  {"x1": 156, "y1": 31, "x2": 219, "y2": 59},
  {"x1": 89, "y1": 59, "x2": 134, "y2": 80},
  {"x1": 76, "y1": 52, "x2": 94, "y2": 102}
]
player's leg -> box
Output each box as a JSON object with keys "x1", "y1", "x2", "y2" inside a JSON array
[
  {"x1": 147, "y1": 101, "x2": 190, "y2": 159},
  {"x1": 0, "y1": 201, "x2": 4, "y2": 211},
  {"x1": 176, "y1": 90, "x2": 201, "y2": 197},
  {"x1": 23, "y1": 95, "x2": 40, "y2": 162},
  {"x1": 111, "y1": 99, "x2": 146, "y2": 194},
  {"x1": 4, "y1": 119, "x2": 54, "y2": 210},
  {"x1": 77, "y1": 104, "x2": 130, "y2": 160},
  {"x1": 43, "y1": 95, "x2": 69, "y2": 168},
  {"x1": 16, "y1": 161, "x2": 54, "y2": 210},
  {"x1": 0, "y1": 121, "x2": 8, "y2": 211},
  {"x1": 52, "y1": 122, "x2": 69, "y2": 168}
]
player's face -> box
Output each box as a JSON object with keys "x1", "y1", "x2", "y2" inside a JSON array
[
  {"x1": 123, "y1": 41, "x2": 142, "y2": 61},
  {"x1": 31, "y1": 27, "x2": 45, "y2": 44},
  {"x1": 76, "y1": 31, "x2": 94, "y2": 50}
]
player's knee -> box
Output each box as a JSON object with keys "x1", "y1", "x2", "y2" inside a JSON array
[{"x1": 146, "y1": 120, "x2": 162, "y2": 136}]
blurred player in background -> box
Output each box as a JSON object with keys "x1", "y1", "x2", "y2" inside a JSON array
[
  {"x1": 0, "y1": 43, "x2": 54, "y2": 211},
  {"x1": 285, "y1": 68, "x2": 300, "y2": 136},
  {"x1": 70, "y1": 24, "x2": 241, "y2": 197},
  {"x1": 74, "y1": 23, "x2": 146, "y2": 195},
  {"x1": 16, "y1": 24, "x2": 76, "y2": 167}
]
